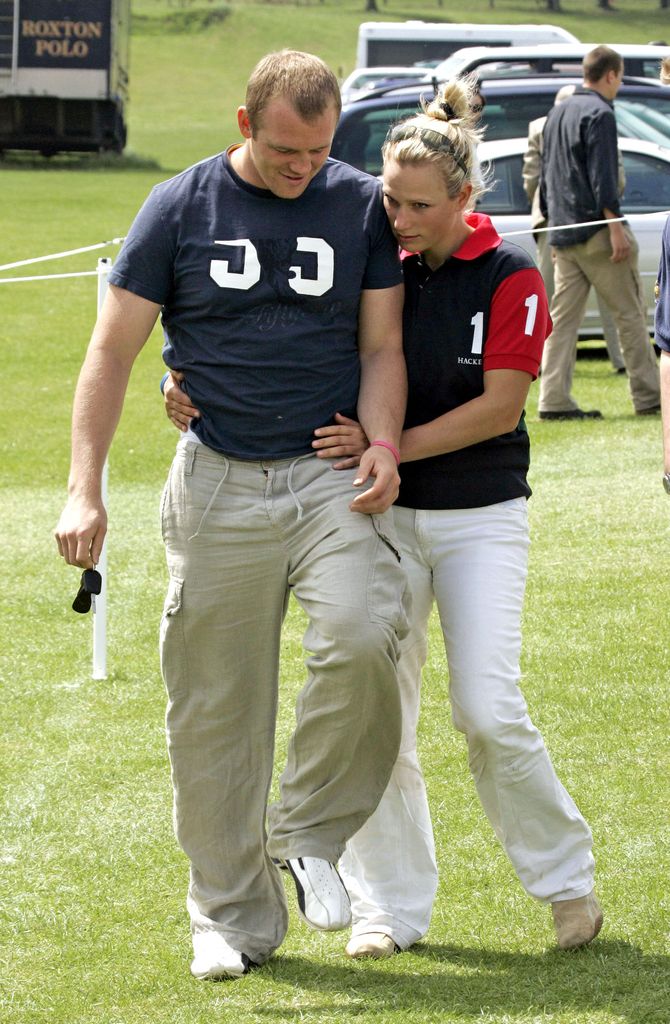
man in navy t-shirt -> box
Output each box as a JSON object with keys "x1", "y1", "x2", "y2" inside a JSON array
[{"x1": 55, "y1": 50, "x2": 408, "y2": 981}]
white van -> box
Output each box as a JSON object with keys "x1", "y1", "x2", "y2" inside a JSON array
[{"x1": 355, "y1": 21, "x2": 579, "y2": 69}]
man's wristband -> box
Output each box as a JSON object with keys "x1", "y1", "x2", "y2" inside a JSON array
[
  {"x1": 159, "y1": 371, "x2": 170, "y2": 395},
  {"x1": 370, "y1": 440, "x2": 401, "y2": 466}
]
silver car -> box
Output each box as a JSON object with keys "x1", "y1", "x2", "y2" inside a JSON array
[
  {"x1": 477, "y1": 136, "x2": 670, "y2": 336},
  {"x1": 428, "y1": 43, "x2": 670, "y2": 86}
]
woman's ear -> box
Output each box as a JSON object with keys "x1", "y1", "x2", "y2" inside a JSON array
[{"x1": 457, "y1": 182, "x2": 473, "y2": 210}]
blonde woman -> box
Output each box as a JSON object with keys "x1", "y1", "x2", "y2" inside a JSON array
[{"x1": 314, "y1": 76, "x2": 602, "y2": 959}]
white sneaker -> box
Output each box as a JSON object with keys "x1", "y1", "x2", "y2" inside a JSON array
[
  {"x1": 190, "y1": 930, "x2": 252, "y2": 980},
  {"x1": 281, "y1": 857, "x2": 352, "y2": 931}
]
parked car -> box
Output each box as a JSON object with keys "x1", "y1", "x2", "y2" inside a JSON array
[
  {"x1": 476, "y1": 136, "x2": 670, "y2": 336},
  {"x1": 340, "y1": 66, "x2": 426, "y2": 104},
  {"x1": 330, "y1": 76, "x2": 670, "y2": 177},
  {"x1": 427, "y1": 43, "x2": 670, "y2": 86},
  {"x1": 480, "y1": 77, "x2": 670, "y2": 145}
]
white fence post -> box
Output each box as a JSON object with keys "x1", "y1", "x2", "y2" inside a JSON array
[{"x1": 92, "y1": 257, "x2": 112, "y2": 680}]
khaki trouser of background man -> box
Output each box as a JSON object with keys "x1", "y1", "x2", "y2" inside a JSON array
[
  {"x1": 534, "y1": 230, "x2": 624, "y2": 372},
  {"x1": 538, "y1": 226, "x2": 660, "y2": 414}
]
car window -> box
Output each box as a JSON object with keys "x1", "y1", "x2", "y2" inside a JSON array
[
  {"x1": 470, "y1": 60, "x2": 540, "y2": 78},
  {"x1": 457, "y1": 57, "x2": 661, "y2": 80},
  {"x1": 615, "y1": 97, "x2": 670, "y2": 147},
  {"x1": 476, "y1": 154, "x2": 531, "y2": 216},
  {"x1": 332, "y1": 93, "x2": 557, "y2": 174},
  {"x1": 618, "y1": 104, "x2": 670, "y2": 149},
  {"x1": 348, "y1": 70, "x2": 424, "y2": 91},
  {"x1": 622, "y1": 152, "x2": 670, "y2": 213},
  {"x1": 350, "y1": 73, "x2": 385, "y2": 90},
  {"x1": 331, "y1": 102, "x2": 423, "y2": 176},
  {"x1": 474, "y1": 149, "x2": 670, "y2": 217},
  {"x1": 481, "y1": 94, "x2": 554, "y2": 141},
  {"x1": 471, "y1": 58, "x2": 585, "y2": 79},
  {"x1": 642, "y1": 59, "x2": 665, "y2": 79}
]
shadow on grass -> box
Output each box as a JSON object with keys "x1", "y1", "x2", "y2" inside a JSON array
[
  {"x1": 256, "y1": 941, "x2": 670, "y2": 1023},
  {"x1": 0, "y1": 151, "x2": 165, "y2": 172}
]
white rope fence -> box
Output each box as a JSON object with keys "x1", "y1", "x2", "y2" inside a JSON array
[
  {"x1": 2, "y1": 209, "x2": 668, "y2": 679},
  {"x1": 1, "y1": 212, "x2": 669, "y2": 286},
  {"x1": 500, "y1": 210, "x2": 670, "y2": 236},
  {"x1": 0, "y1": 238, "x2": 125, "y2": 277}
]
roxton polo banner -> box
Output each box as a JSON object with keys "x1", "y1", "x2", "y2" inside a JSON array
[{"x1": 18, "y1": 0, "x2": 111, "y2": 69}]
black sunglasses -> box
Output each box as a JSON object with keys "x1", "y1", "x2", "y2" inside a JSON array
[{"x1": 72, "y1": 568, "x2": 102, "y2": 614}]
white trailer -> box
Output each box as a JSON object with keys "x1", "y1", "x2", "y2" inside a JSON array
[
  {"x1": 0, "y1": 0, "x2": 129, "y2": 154},
  {"x1": 355, "y1": 21, "x2": 579, "y2": 69}
]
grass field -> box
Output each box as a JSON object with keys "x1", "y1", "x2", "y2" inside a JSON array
[{"x1": 1, "y1": 2, "x2": 670, "y2": 1022}]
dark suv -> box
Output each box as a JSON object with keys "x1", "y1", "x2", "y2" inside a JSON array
[{"x1": 330, "y1": 76, "x2": 670, "y2": 177}]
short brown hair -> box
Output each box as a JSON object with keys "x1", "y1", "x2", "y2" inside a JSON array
[
  {"x1": 582, "y1": 45, "x2": 623, "y2": 84},
  {"x1": 245, "y1": 50, "x2": 341, "y2": 131},
  {"x1": 661, "y1": 56, "x2": 670, "y2": 86}
]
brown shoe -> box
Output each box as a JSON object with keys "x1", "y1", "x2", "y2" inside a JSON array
[
  {"x1": 345, "y1": 932, "x2": 399, "y2": 959},
  {"x1": 552, "y1": 890, "x2": 603, "y2": 950}
]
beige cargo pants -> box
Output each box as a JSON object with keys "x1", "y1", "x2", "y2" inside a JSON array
[{"x1": 159, "y1": 440, "x2": 407, "y2": 964}]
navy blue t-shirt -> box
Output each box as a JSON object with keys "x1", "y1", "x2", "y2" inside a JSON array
[{"x1": 109, "y1": 150, "x2": 402, "y2": 459}]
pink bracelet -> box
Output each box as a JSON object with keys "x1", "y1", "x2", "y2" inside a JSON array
[{"x1": 370, "y1": 439, "x2": 401, "y2": 466}]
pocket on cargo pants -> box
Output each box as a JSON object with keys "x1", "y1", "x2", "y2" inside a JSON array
[{"x1": 160, "y1": 575, "x2": 188, "y2": 699}]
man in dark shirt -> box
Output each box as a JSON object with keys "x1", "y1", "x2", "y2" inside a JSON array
[
  {"x1": 538, "y1": 45, "x2": 660, "y2": 419},
  {"x1": 54, "y1": 50, "x2": 408, "y2": 982}
]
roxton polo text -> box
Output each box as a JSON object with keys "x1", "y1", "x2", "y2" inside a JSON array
[{"x1": 21, "y1": 20, "x2": 103, "y2": 59}]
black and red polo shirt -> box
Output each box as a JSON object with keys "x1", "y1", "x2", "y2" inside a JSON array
[{"x1": 397, "y1": 212, "x2": 550, "y2": 510}]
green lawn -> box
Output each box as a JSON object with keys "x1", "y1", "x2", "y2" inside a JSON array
[{"x1": 1, "y1": 2, "x2": 670, "y2": 1022}]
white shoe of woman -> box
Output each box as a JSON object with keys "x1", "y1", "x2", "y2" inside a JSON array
[{"x1": 345, "y1": 932, "x2": 399, "y2": 959}]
